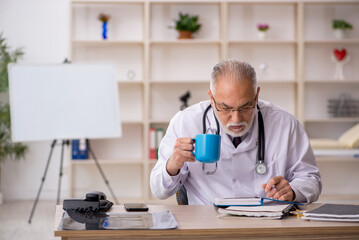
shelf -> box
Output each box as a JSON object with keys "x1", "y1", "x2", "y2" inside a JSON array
[
  {"x1": 71, "y1": 159, "x2": 143, "y2": 165},
  {"x1": 150, "y1": 80, "x2": 209, "y2": 84},
  {"x1": 121, "y1": 120, "x2": 145, "y2": 124},
  {"x1": 314, "y1": 149, "x2": 359, "y2": 158},
  {"x1": 229, "y1": 40, "x2": 296, "y2": 44},
  {"x1": 150, "y1": 39, "x2": 221, "y2": 44},
  {"x1": 72, "y1": 0, "x2": 144, "y2": 4},
  {"x1": 258, "y1": 80, "x2": 297, "y2": 84},
  {"x1": 304, "y1": 39, "x2": 359, "y2": 44},
  {"x1": 72, "y1": 40, "x2": 144, "y2": 45},
  {"x1": 305, "y1": 118, "x2": 359, "y2": 123},
  {"x1": 305, "y1": 80, "x2": 359, "y2": 84},
  {"x1": 68, "y1": 0, "x2": 359, "y2": 204},
  {"x1": 118, "y1": 80, "x2": 144, "y2": 84}
]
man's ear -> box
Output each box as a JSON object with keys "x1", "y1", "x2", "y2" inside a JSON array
[
  {"x1": 256, "y1": 86, "x2": 261, "y2": 103},
  {"x1": 208, "y1": 89, "x2": 214, "y2": 106}
]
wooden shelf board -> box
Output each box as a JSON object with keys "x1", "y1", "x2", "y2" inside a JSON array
[
  {"x1": 150, "y1": 39, "x2": 221, "y2": 44},
  {"x1": 305, "y1": 80, "x2": 359, "y2": 84},
  {"x1": 305, "y1": 39, "x2": 359, "y2": 44},
  {"x1": 229, "y1": 40, "x2": 297, "y2": 44},
  {"x1": 118, "y1": 80, "x2": 144, "y2": 84},
  {"x1": 150, "y1": 80, "x2": 209, "y2": 84},
  {"x1": 121, "y1": 120, "x2": 145, "y2": 124},
  {"x1": 314, "y1": 149, "x2": 359, "y2": 158},
  {"x1": 150, "y1": 0, "x2": 221, "y2": 4},
  {"x1": 258, "y1": 80, "x2": 297, "y2": 84},
  {"x1": 72, "y1": 40, "x2": 144, "y2": 46},
  {"x1": 72, "y1": 0, "x2": 144, "y2": 4},
  {"x1": 305, "y1": 118, "x2": 359, "y2": 123}
]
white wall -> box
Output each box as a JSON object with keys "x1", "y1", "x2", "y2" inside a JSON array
[{"x1": 0, "y1": 0, "x2": 71, "y2": 201}]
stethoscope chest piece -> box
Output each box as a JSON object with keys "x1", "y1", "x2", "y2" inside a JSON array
[{"x1": 255, "y1": 162, "x2": 267, "y2": 175}]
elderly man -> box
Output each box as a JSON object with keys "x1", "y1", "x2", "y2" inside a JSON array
[{"x1": 150, "y1": 59, "x2": 321, "y2": 205}]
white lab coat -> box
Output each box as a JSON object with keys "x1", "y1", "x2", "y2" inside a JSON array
[{"x1": 150, "y1": 100, "x2": 322, "y2": 204}]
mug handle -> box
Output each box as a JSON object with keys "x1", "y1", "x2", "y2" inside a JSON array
[{"x1": 191, "y1": 137, "x2": 196, "y2": 157}]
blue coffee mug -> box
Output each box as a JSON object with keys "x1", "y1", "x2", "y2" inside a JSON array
[{"x1": 192, "y1": 134, "x2": 221, "y2": 163}]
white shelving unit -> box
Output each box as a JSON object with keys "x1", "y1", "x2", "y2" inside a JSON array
[{"x1": 69, "y1": 0, "x2": 359, "y2": 203}]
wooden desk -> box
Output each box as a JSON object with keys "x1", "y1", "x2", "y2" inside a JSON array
[{"x1": 54, "y1": 204, "x2": 359, "y2": 240}]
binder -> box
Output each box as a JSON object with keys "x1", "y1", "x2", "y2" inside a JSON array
[
  {"x1": 149, "y1": 128, "x2": 156, "y2": 160},
  {"x1": 72, "y1": 139, "x2": 88, "y2": 160},
  {"x1": 156, "y1": 128, "x2": 164, "y2": 159}
]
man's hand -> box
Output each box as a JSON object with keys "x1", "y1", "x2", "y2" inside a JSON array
[
  {"x1": 261, "y1": 176, "x2": 295, "y2": 202},
  {"x1": 166, "y1": 137, "x2": 195, "y2": 176}
]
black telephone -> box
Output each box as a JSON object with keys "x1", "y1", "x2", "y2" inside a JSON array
[{"x1": 63, "y1": 191, "x2": 113, "y2": 213}]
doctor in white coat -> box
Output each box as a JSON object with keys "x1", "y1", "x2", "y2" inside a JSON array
[{"x1": 150, "y1": 59, "x2": 321, "y2": 205}]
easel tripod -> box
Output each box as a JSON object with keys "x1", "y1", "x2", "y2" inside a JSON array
[{"x1": 28, "y1": 139, "x2": 119, "y2": 223}]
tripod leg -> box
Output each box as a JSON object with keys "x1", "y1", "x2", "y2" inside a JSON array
[
  {"x1": 28, "y1": 140, "x2": 57, "y2": 224},
  {"x1": 87, "y1": 140, "x2": 119, "y2": 205},
  {"x1": 57, "y1": 140, "x2": 68, "y2": 205}
]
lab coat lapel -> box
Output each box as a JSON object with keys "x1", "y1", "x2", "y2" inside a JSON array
[{"x1": 237, "y1": 111, "x2": 259, "y2": 153}]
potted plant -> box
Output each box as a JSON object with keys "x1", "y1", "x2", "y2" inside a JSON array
[
  {"x1": 332, "y1": 19, "x2": 353, "y2": 39},
  {"x1": 97, "y1": 13, "x2": 111, "y2": 40},
  {"x1": 257, "y1": 23, "x2": 269, "y2": 40},
  {"x1": 170, "y1": 12, "x2": 201, "y2": 39},
  {"x1": 0, "y1": 33, "x2": 28, "y2": 204}
]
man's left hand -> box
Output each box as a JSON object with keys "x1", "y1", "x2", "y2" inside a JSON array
[{"x1": 261, "y1": 176, "x2": 295, "y2": 202}]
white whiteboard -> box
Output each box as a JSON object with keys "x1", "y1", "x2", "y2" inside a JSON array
[{"x1": 8, "y1": 63, "x2": 122, "y2": 142}]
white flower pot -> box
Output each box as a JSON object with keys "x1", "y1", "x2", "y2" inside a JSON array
[
  {"x1": 334, "y1": 29, "x2": 345, "y2": 39},
  {"x1": 257, "y1": 31, "x2": 267, "y2": 40}
]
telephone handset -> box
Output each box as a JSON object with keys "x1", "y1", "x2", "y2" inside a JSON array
[{"x1": 63, "y1": 191, "x2": 113, "y2": 213}]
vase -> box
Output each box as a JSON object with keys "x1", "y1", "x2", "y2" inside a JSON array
[
  {"x1": 333, "y1": 29, "x2": 345, "y2": 39},
  {"x1": 257, "y1": 31, "x2": 267, "y2": 40},
  {"x1": 102, "y1": 21, "x2": 108, "y2": 40},
  {"x1": 178, "y1": 30, "x2": 193, "y2": 39}
]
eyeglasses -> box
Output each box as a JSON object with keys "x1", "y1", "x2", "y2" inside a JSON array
[{"x1": 213, "y1": 94, "x2": 257, "y2": 115}]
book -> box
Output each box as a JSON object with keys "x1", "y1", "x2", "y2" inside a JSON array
[
  {"x1": 302, "y1": 204, "x2": 359, "y2": 222},
  {"x1": 213, "y1": 197, "x2": 303, "y2": 207},
  {"x1": 72, "y1": 139, "x2": 88, "y2": 160},
  {"x1": 149, "y1": 128, "x2": 156, "y2": 160},
  {"x1": 156, "y1": 128, "x2": 164, "y2": 159},
  {"x1": 310, "y1": 123, "x2": 359, "y2": 149},
  {"x1": 218, "y1": 203, "x2": 294, "y2": 219}
]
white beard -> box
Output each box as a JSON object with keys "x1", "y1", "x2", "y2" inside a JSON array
[{"x1": 215, "y1": 109, "x2": 256, "y2": 137}]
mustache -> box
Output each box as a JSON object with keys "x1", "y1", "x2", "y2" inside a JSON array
[{"x1": 226, "y1": 122, "x2": 248, "y2": 128}]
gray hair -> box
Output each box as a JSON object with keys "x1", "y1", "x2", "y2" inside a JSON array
[{"x1": 210, "y1": 59, "x2": 257, "y2": 96}]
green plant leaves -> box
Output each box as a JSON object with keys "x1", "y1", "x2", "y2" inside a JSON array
[{"x1": 174, "y1": 12, "x2": 201, "y2": 33}]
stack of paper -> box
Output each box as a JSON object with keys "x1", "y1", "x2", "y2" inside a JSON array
[
  {"x1": 302, "y1": 204, "x2": 359, "y2": 222},
  {"x1": 218, "y1": 203, "x2": 293, "y2": 220}
]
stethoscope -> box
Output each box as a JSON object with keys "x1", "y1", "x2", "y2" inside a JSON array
[{"x1": 202, "y1": 104, "x2": 266, "y2": 175}]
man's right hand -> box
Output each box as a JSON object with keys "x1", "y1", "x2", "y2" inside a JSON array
[{"x1": 166, "y1": 137, "x2": 196, "y2": 176}]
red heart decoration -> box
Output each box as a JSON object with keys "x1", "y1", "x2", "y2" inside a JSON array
[{"x1": 334, "y1": 48, "x2": 347, "y2": 61}]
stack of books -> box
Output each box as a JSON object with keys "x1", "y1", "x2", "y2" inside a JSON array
[
  {"x1": 214, "y1": 197, "x2": 301, "y2": 219},
  {"x1": 302, "y1": 204, "x2": 359, "y2": 222},
  {"x1": 218, "y1": 203, "x2": 294, "y2": 220}
]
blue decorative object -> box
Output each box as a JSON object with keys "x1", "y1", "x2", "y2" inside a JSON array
[{"x1": 102, "y1": 21, "x2": 108, "y2": 40}]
